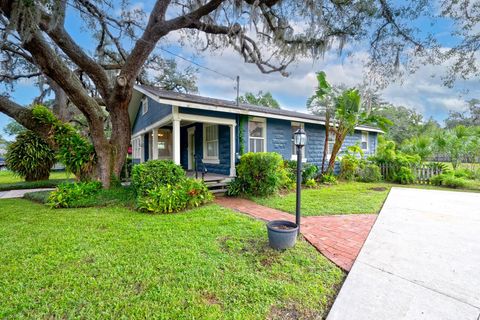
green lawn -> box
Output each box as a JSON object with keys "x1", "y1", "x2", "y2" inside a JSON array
[
  {"x1": 0, "y1": 171, "x2": 72, "y2": 191},
  {"x1": 252, "y1": 182, "x2": 391, "y2": 216},
  {"x1": 0, "y1": 200, "x2": 343, "y2": 319}
]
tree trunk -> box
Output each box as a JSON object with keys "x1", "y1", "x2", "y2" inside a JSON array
[
  {"x1": 327, "y1": 131, "x2": 346, "y2": 173},
  {"x1": 321, "y1": 112, "x2": 331, "y2": 174}
]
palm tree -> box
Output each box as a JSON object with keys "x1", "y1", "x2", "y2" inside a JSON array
[{"x1": 308, "y1": 72, "x2": 391, "y2": 173}]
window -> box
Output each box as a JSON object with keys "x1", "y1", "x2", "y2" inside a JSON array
[
  {"x1": 141, "y1": 97, "x2": 148, "y2": 115},
  {"x1": 132, "y1": 137, "x2": 142, "y2": 161},
  {"x1": 291, "y1": 122, "x2": 306, "y2": 161},
  {"x1": 327, "y1": 132, "x2": 336, "y2": 157},
  {"x1": 361, "y1": 131, "x2": 369, "y2": 151},
  {"x1": 203, "y1": 124, "x2": 219, "y2": 163},
  {"x1": 157, "y1": 129, "x2": 172, "y2": 159},
  {"x1": 249, "y1": 118, "x2": 266, "y2": 153}
]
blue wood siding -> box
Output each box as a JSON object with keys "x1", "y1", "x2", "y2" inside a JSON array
[
  {"x1": 179, "y1": 107, "x2": 236, "y2": 119},
  {"x1": 132, "y1": 97, "x2": 172, "y2": 135},
  {"x1": 266, "y1": 118, "x2": 292, "y2": 159}
]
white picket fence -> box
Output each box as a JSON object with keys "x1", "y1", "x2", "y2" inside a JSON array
[{"x1": 379, "y1": 163, "x2": 443, "y2": 184}]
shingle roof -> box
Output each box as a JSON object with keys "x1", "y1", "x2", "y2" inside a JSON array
[{"x1": 136, "y1": 85, "x2": 383, "y2": 133}]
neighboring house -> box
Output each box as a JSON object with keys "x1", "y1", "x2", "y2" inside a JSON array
[{"x1": 128, "y1": 85, "x2": 382, "y2": 177}]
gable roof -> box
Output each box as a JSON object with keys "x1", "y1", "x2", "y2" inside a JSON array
[{"x1": 131, "y1": 84, "x2": 384, "y2": 133}]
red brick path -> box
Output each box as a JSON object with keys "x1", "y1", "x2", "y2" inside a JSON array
[{"x1": 215, "y1": 197, "x2": 377, "y2": 271}]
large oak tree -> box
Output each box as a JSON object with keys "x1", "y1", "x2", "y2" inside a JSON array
[{"x1": 0, "y1": 0, "x2": 477, "y2": 187}]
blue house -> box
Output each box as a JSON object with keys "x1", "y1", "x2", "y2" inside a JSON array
[{"x1": 128, "y1": 85, "x2": 382, "y2": 178}]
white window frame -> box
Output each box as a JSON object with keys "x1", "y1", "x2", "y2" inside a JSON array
[
  {"x1": 203, "y1": 124, "x2": 220, "y2": 164},
  {"x1": 141, "y1": 97, "x2": 149, "y2": 115},
  {"x1": 132, "y1": 136, "x2": 143, "y2": 162},
  {"x1": 361, "y1": 131, "x2": 369, "y2": 152},
  {"x1": 291, "y1": 122, "x2": 307, "y2": 162},
  {"x1": 157, "y1": 128, "x2": 173, "y2": 160},
  {"x1": 248, "y1": 117, "x2": 267, "y2": 153},
  {"x1": 327, "y1": 131, "x2": 336, "y2": 158}
]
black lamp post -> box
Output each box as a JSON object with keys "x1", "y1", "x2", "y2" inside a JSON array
[{"x1": 293, "y1": 128, "x2": 307, "y2": 235}]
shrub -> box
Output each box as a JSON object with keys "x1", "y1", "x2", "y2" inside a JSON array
[
  {"x1": 442, "y1": 175, "x2": 469, "y2": 188},
  {"x1": 305, "y1": 178, "x2": 317, "y2": 188},
  {"x1": 453, "y1": 168, "x2": 474, "y2": 179},
  {"x1": 5, "y1": 130, "x2": 56, "y2": 181},
  {"x1": 283, "y1": 160, "x2": 318, "y2": 184},
  {"x1": 430, "y1": 173, "x2": 469, "y2": 189},
  {"x1": 394, "y1": 166, "x2": 415, "y2": 184},
  {"x1": 230, "y1": 152, "x2": 290, "y2": 196},
  {"x1": 302, "y1": 164, "x2": 319, "y2": 183},
  {"x1": 47, "y1": 181, "x2": 102, "y2": 208},
  {"x1": 319, "y1": 173, "x2": 337, "y2": 185},
  {"x1": 340, "y1": 156, "x2": 359, "y2": 181},
  {"x1": 357, "y1": 164, "x2": 382, "y2": 182},
  {"x1": 137, "y1": 178, "x2": 212, "y2": 213},
  {"x1": 131, "y1": 160, "x2": 186, "y2": 197}
]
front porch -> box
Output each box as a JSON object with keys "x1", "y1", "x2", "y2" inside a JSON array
[{"x1": 131, "y1": 106, "x2": 237, "y2": 177}]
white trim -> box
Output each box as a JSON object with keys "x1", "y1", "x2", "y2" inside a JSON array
[
  {"x1": 141, "y1": 97, "x2": 148, "y2": 115},
  {"x1": 248, "y1": 117, "x2": 267, "y2": 153},
  {"x1": 173, "y1": 119, "x2": 181, "y2": 164},
  {"x1": 203, "y1": 124, "x2": 219, "y2": 162},
  {"x1": 132, "y1": 114, "x2": 173, "y2": 138},
  {"x1": 229, "y1": 124, "x2": 236, "y2": 177},
  {"x1": 152, "y1": 128, "x2": 158, "y2": 160},
  {"x1": 134, "y1": 85, "x2": 384, "y2": 133},
  {"x1": 361, "y1": 131, "x2": 369, "y2": 152},
  {"x1": 178, "y1": 112, "x2": 236, "y2": 126}
]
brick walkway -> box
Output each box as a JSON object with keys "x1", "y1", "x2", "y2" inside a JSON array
[{"x1": 215, "y1": 197, "x2": 377, "y2": 271}]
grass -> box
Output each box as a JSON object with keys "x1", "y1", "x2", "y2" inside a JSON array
[
  {"x1": 0, "y1": 200, "x2": 344, "y2": 319},
  {"x1": 252, "y1": 182, "x2": 391, "y2": 216},
  {"x1": 0, "y1": 171, "x2": 73, "y2": 191}
]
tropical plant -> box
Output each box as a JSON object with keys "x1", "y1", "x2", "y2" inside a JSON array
[
  {"x1": 401, "y1": 135, "x2": 434, "y2": 162},
  {"x1": 5, "y1": 130, "x2": 55, "y2": 181},
  {"x1": 433, "y1": 125, "x2": 472, "y2": 169},
  {"x1": 47, "y1": 181, "x2": 102, "y2": 208},
  {"x1": 309, "y1": 72, "x2": 391, "y2": 173}
]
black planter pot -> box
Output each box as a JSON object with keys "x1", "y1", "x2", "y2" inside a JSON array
[{"x1": 266, "y1": 220, "x2": 298, "y2": 250}]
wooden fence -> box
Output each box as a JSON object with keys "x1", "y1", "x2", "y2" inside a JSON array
[{"x1": 379, "y1": 163, "x2": 443, "y2": 184}]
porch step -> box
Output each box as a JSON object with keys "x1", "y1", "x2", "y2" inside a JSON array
[{"x1": 205, "y1": 180, "x2": 229, "y2": 196}]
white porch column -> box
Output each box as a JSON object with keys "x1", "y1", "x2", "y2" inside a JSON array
[
  {"x1": 229, "y1": 124, "x2": 236, "y2": 177},
  {"x1": 172, "y1": 104, "x2": 181, "y2": 165},
  {"x1": 152, "y1": 128, "x2": 158, "y2": 160}
]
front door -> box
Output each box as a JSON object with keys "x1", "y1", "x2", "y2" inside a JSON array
[{"x1": 188, "y1": 128, "x2": 195, "y2": 170}]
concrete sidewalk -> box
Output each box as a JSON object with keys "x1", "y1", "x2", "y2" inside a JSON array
[
  {"x1": 0, "y1": 188, "x2": 53, "y2": 199},
  {"x1": 328, "y1": 187, "x2": 480, "y2": 320}
]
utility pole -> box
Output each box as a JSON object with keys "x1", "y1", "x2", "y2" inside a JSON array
[{"x1": 236, "y1": 75, "x2": 240, "y2": 106}]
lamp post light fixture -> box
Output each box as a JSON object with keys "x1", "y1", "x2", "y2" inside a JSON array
[{"x1": 293, "y1": 128, "x2": 307, "y2": 235}]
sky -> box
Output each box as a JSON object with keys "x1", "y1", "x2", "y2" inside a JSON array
[{"x1": 1, "y1": 1, "x2": 478, "y2": 139}]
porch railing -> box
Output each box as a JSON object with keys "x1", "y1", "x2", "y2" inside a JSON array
[{"x1": 194, "y1": 154, "x2": 208, "y2": 180}]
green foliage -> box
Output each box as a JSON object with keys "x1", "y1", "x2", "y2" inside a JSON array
[
  {"x1": 238, "y1": 91, "x2": 280, "y2": 109},
  {"x1": 394, "y1": 166, "x2": 416, "y2": 185},
  {"x1": 120, "y1": 156, "x2": 133, "y2": 180},
  {"x1": 283, "y1": 160, "x2": 318, "y2": 184},
  {"x1": 31, "y1": 105, "x2": 96, "y2": 180},
  {"x1": 401, "y1": 135, "x2": 434, "y2": 161},
  {"x1": 131, "y1": 160, "x2": 212, "y2": 213},
  {"x1": 5, "y1": 130, "x2": 56, "y2": 181},
  {"x1": 453, "y1": 168, "x2": 474, "y2": 179},
  {"x1": 357, "y1": 164, "x2": 382, "y2": 182},
  {"x1": 433, "y1": 125, "x2": 474, "y2": 169},
  {"x1": 131, "y1": 160, "x2": 186, "y2": 197},
  {"x1": 229, "y1": 152, "x2": 291, "y2": 196},
  {"x1": 318, "y1": 173, "x2": 337, "y2": 185},
  {"x1": 305, "y1": 178, "x2": 317, "y2": 188},
  {"x1": 431, "y1": 173, "x2": 469, "y2": 189},
  {"x1": 137, "y1": 179, "x2": 213, "y2": 213},
  {"x1": 47, "y1": 181, "x2": 102, "y2": 208}
]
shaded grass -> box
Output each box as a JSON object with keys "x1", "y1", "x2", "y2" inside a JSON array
[
  {"x1": 0, "y1": 200, "x2": 344, "y2": 319},
  {"x1": 0, "y1": 171, "x2": 73, "y2": 191},
  {"x1": 252, "y1": 182, "x2": 390, "y2": 216}
]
